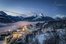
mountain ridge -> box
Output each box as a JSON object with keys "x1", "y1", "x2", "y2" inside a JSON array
[{"x1": 0, "y1": 11, "x2": 66, "y2": 23}]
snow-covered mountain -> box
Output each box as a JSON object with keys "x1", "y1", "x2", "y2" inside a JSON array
[
  {"x1": 0, "y1": 11, "x2": 23, "y2": 23},
  {"x1": 0, "y1": 11, "x2": 66, "y2": 23}
]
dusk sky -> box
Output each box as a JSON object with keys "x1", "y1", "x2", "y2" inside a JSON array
[{"x1": 0, "y1": 0, "x2": 66, "y2": 17}]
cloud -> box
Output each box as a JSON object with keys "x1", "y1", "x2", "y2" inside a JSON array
[{"x1": 54, "y1": 14, "x2": 65, "y2": 18}]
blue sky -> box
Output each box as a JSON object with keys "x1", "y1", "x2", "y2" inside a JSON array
[{"x1": 0, "y1": 0, "x2": 66, "y2": 17}]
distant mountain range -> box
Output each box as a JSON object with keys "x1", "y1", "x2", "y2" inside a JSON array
[
  {"x1": 0, "y1": 11, "x2": 23, "y2": 23},
  {"x1": 0, "y1": 11, "x2": 66, "y2": 23}
]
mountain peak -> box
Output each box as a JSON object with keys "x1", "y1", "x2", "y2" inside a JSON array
[{"x1": 0, "y1": 11, "x2": 7, "y2": 16}]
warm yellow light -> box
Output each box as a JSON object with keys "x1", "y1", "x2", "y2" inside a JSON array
[
  {"x1": 12, "y1": 32, "x2": 22, "y2": 39},
  {"x1": 4, "y1": 25, "x2": 32, "y2": 44},
  {"x1": 3, "y1": 37, "x2": 8, "y2": 44},
  {"x1": 22, "y1": 26, "x2": 28, "y2": 32},
  {"x1": 3, "y1": 41, "x2": 6, "y2": 44}
]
